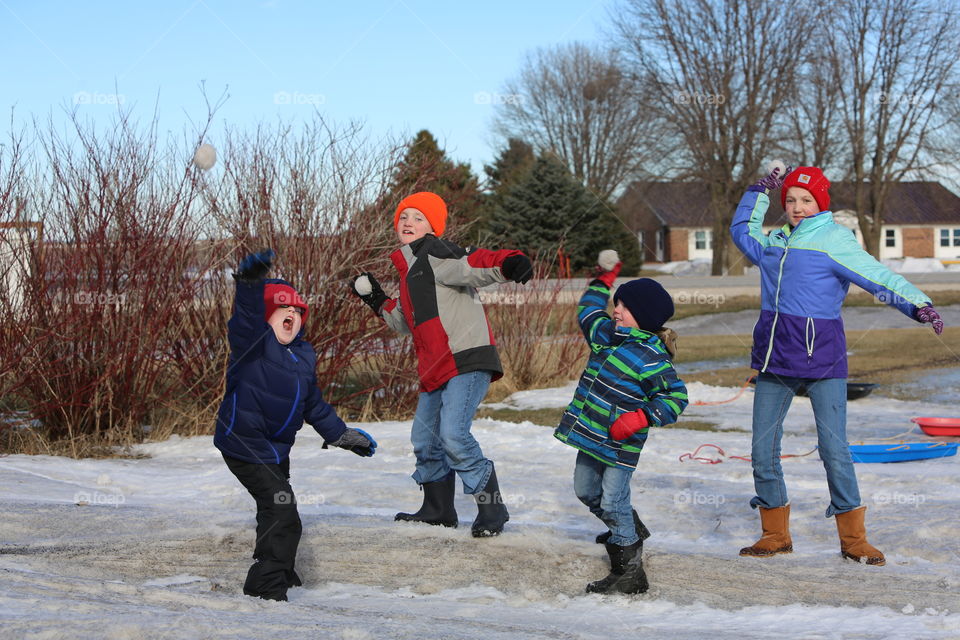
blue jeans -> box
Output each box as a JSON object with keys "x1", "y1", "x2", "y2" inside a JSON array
[
  {"x1": 751, "y1": 372, "x2": 862, "y2": 517},
  {"x1": 573, "y1": 451, "x2": 639, "y2": 546},
  {"x1": 410, "y1": 370, "x2": 493, "y2": 495}
]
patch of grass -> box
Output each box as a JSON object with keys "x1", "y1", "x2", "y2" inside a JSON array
[
  {"x1": 845, "y1": 327, "x2": 960, "y2": 383},
  {"x1": 476, "y1": 406, "x2": 566, "y2": 427},
  {"x1": 673, "y1": 334, "x2": 753, "y2": 364},
  {"x1": 666, "y1": 418, "x2": 744, "y2": 432},
  {"x1": 0, "y1": 425, "x2": 151, "y2": 459},
  {"x1": 671, "y1": 295, "x2": 761, "y2": 320},
  {"x1": 674, "y1": 327, "x2": 959, "y2": 395}
]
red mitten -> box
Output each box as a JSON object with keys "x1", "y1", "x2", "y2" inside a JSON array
[
  {"x1": 591, "y1": 249, "x2": 622, "y2": 288},
  {"x1": 594, "y1": 262, "x2": 622, "y2": 288},
  {"x1": 610, "y1": 410, "x2": 649, "y2": 441}
]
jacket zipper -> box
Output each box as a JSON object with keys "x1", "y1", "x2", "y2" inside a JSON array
[
  {"x1": 581, "y1": 330, "x2": 630, "y2": 440},
  {"x1": 271, "y1": 349, "x2": 301, "y2": 438},
  {"x1": 761, "y1": 238, "x2": 791, "y2": 372},
  {"x1": 805, "y1": 317, "x2": 816, "y2": 358},
  {"x1": 224, "y1": 391, "x2": 238, "y2": 436}
]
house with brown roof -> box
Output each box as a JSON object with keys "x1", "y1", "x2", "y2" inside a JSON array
[{"x1": 617, "y1": 181, "x2": 960, "y2": 263}]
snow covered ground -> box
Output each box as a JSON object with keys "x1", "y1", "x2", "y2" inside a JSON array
[{"x1": 2, "y1": 379, "x2": 959, "y2": 639}]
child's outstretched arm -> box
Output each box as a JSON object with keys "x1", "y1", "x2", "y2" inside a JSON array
[
  {"x1": 730, "y1": 166, "x2": 790, "y2": 266},
  {"x1": 304, "y1": 377, "x2": 377, "y2": 456},
  {"x1": 429, "y1": 244, "x2": 533, "y2": 288},
  {"x1": 827, "y1": 230, "x2": 939, "y2": 328},
  {"x1": 350, "y1": 273, "x2": 410, "y2": 335},
  {"x1": 228, "y1": 249, "x2": 275, "y2": 357},
  {"x1": 576, "y1": 252, "x2": 622, "y2": 347}
]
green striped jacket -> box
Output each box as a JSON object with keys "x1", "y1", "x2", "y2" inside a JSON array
[{"x1": 554, "y1": 282, "x2": 688, "y2": 469}]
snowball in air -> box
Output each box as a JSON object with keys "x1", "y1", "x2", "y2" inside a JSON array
[
  {"x1": 765, "y1": 159, "x2": 787, "y2": 177},
  {"x1": 598, "y1": 249, "x2": 620, "y2": 271},
  {"x1": 354, "y1": 275, "x2": 372, "y2": 296},
  {"x1": 193, "y1": 144, "x2": 217, "y2": 171}
]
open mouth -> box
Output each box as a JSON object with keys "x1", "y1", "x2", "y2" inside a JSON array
[{"x1": 283, "y1": 317, "x2": 294, "y2": 331}]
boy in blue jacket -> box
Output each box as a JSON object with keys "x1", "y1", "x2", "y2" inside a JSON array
[
  {"x1": 554, "y1": 251, "x2": 688, "y2": 595},
  {"x1": 214, "y1": 249, "x2": 377, "y2": 602}
]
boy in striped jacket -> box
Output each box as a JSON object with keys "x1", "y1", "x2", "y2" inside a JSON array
[{"x1": 554, "y1": 251, "x2": 688, "y2": 595}]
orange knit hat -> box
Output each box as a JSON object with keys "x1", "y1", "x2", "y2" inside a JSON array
[{"x1": 394, "y1": 191, "x2": 448, "y2": 237}]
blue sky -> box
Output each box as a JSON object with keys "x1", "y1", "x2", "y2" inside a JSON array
[{"x1": 1, "y1": 0, "x2": 610, "y2": 174}]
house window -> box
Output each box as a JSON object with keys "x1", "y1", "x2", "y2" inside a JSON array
[
  {"x1": 694, "y1": 230, "x2": 712, "y2": 250},
  {"x1": 941, "y1": 228, "x2": 960, "y2": 247},
  {"x1": 884, "y1": 229, "x2": 896, "y2": 248}
]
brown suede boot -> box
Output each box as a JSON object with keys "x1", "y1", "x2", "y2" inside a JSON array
[
  {"x1": 739, "y1": 505, "x2": 793, "y2": 557},
  {"x1": 835, "y1": 506, "x2": 885, "y2": 566}
]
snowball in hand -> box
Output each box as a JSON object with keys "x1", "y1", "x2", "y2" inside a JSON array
[
  {"x1": 765, "y1": 159, "x2": 787, "y2": 177},
  {"x1": 354, "y1": 274, "x2": 373, "y2": 296},
  {"x1": 598, "y1": 250, "x2": 620, "y2": 271},
  {"x1": 192, "y1": 144, "x2": 217, "y2": 171}
]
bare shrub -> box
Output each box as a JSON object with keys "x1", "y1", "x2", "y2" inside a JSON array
[{"x1": 487, "y1": 256, "x2": 584, "y2": 399}]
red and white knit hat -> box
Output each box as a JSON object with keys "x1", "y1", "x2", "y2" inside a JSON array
[{"x1": 781, "y1": 167, "x2": 831, "y2": 212}]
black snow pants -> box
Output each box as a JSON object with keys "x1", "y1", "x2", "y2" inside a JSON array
[{"x1": 222, "y1": 454, "x2": 302, "y2": 601}]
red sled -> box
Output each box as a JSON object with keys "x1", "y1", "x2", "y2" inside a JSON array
[{"x1": 912, "y1": 417, "x2": 960, "y2": 437}]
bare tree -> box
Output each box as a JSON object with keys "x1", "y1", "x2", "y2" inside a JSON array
[
  {"x1": 611, "y1": 0, "x2": 820, "y2": 275},
  {"x1": 775, "y1": 47, "x2": 844, "y2": 171},
  {"x1": 825, "y1": 0, "x2": 960, "y2": 255},
  {"x1": 494, "y1": 42, "x2": 665, "y2": 200}
]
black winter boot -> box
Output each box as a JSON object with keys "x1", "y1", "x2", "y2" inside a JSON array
[
  {"x1": 595, "y1": 509, "x2": 651, "y2": 546},
  {"x1": 286, "y1": 569, "x2": 302, "y2": 588},
  {"x1": 395, "y1": 470, "x2": 458, "y2": 528},
  {"x1": 586, "y1": 540, "x2": 649, "y2": 595},
  {"x1": 471, "y1": 464, "x2": 510, "y2": 538}
]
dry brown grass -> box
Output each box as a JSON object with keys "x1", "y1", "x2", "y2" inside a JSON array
[{"x1": 676, "y1": 326, "x2": 959, "y2": 389}]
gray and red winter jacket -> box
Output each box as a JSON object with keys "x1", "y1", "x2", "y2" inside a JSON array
[{"x1": 380, "y1": 235, "x2": 521, "y2": 392}]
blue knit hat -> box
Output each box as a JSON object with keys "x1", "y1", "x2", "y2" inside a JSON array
[{"x1": 613, "y1": 278, "x2": 674, "y2": 331}]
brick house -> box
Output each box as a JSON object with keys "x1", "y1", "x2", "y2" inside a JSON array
[{"x1": 617, "y1": 181, "x2": 960, "y2": 263}]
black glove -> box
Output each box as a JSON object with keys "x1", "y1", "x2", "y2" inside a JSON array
[
  {"x1": 323, "y1": 427, "x2": 377, "y2": 457},
  {"x1": 233, "y1": 249, "x2": 274, "y2": 283},
  {"x1": 501, "y1": 254, "x2": 533, "y2": 284},
  {"x1": 350, "y1": 272, "x2": 389, "y2": 314}
]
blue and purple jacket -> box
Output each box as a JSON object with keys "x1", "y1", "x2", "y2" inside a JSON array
[{"x1": 730, "y1": 189, "x2": 932, "y2": 379}]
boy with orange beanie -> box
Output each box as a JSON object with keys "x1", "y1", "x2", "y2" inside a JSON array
[
  {"x1": 215, "y1": 249, "x2": 377, "y2": 601},
  {"x1": 351, "y1": 191, "x2": 532, "y2": 537}
]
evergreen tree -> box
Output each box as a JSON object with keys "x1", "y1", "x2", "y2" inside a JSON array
[
  {"x1": 484, "y1": 138, "x2": 536, "y2": 192},
  {"x1": 488, "y1": 154, "x2": 641, "y2": 275},
  {"x1": 475, "y1": 138, "x2": 536, "y2": 245}
]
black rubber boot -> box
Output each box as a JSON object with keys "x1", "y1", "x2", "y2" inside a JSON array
[
  {"x1": 471, "y1": 464, "x2": 510, "y2": 538},
  {"x1": 287, "y1": 569, "x2": 302, "y2": 588},
  {"x1": 595, "y1": 509, "x2": 651, "y2": 545},
  {"x1": 395, "y1": 470, "x2": 458, "y2": 528},
  {"x1": 585, "y1": 540, "x2": 649, "y2": 595}
]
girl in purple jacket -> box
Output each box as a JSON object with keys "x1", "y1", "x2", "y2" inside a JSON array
[{"x1": 730, "y1": 166, "x2": 944, "y2": 567}]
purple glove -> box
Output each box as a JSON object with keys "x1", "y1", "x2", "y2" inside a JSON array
[
  {"x1": 748, "y1": 166, "x2": 793, "y2": 193},
  {"x1": 915, "y1": 305, "x2": 944, "y2": 335}
]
